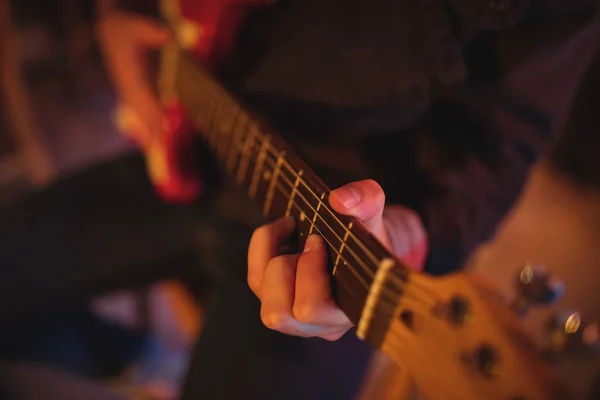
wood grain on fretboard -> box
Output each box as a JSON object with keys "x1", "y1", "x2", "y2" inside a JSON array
[{"x1": 173, "y1": 49, "x2": 407, "y2": 343}]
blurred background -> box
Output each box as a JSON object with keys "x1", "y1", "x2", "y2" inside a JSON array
[
  {"x1": 0, "y1": 1, "x2": 197, "y2": 399},
  {"x1": 0, "y1": 0, "x2": 130, "y2": 201}
]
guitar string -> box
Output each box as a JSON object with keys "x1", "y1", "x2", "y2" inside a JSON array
[
  {"x1": 185, "y1": 61, "x2": 385, "y2": 268},
  {"x1": 199, "y1": 128, "x2": 440, "y2": 340},
  {"x1": 186, "y1": 97, "x2": 440, "y2": 303},
  {"x1": 185, "y1": 92, "x2": 383, "y2": 278},
  {"x1": 262, "y1": 171, "x2": 430, "y2": 314},
  {"x1": 205, "y1": 128, "x2": 439, "y2": 306},
  {"x1": 189, "y1": 93, "x2": 407, "y2": 317},
  {"x1": 208, "y1": 110, "x2": 436, "y2": 300},
  {"x1": 253, "y1": 146, "x2": 437, "y2": 305},
  {"x1": 173, "y1": 54, "x2": 439, "y2": 343},
  {"x1": 182, "y1": 124, "x2": 441, "y2": 340},
  {"x1": 185, "y1": 59, "x2": 416, "y2": 277},
  {"x1": 169, "y1": 29, "x2": 446, "y2": 352},
  {"x1": 234, "y1": 119, "x2": 381, "y2": 266},
  {"x1": 177, "y1": 60, "x2": 441, "y2": 308},
  {"x1": 250, "y1": 152, "x2": 441, "y2": 321}
]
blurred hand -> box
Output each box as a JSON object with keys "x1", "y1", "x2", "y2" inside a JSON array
[
  {"x1": 96, "y1": 10, "x2": 171, "y2": 140},
  {"x1": 247, "y1": 179, "x2": 427, "y2": 341}
]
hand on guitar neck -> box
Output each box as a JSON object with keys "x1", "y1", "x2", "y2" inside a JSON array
[
  {"x1": 246, "y1": 170, "x2": 591, "y2": 400},
  {"x1": 95, "y1": 2, "x2": 597, "y2": 398},
  {"x1": 247, "y1": 179, "x2": 428, "y2": 340}
]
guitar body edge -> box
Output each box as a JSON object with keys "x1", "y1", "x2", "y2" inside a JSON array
[{"x1": 116, "y1": 0, "x2": 266, "y2": 203}]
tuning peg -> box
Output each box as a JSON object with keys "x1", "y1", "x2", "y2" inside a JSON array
[
  {"x1": 511, "y1": 263, "x2": 565, "y2": 316},
  {"x1": 544, "y1": 311, "x2": 600, "y2": 361}
]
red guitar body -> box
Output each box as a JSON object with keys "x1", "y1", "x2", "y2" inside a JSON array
[{"x1": 126, "y1": 0, "x2": 267, "y2": 203}]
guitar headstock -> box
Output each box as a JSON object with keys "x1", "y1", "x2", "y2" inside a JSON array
[{"x1": 365, "y1": 260, "x2": 598, "y2": 400}]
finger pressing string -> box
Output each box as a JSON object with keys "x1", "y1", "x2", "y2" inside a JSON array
[{"x1": 247, "y1": 217, "x2": 296, "y2": 297}]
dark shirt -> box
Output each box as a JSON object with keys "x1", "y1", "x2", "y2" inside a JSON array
[
  {"x1": 127, "y1": 0, "x2": 600, "y2": 273},
  {"x1": 229, "y1": 0, "x2": 600, "y2": 274},
  {"x1": 551, "y1": 28, "x2": 600, "y2": 189}
]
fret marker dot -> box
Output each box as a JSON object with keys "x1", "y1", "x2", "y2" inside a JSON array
[{"x1": 300, "y1": 212, "x2": 306, "y2": 221}]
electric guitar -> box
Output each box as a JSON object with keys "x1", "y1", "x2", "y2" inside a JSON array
[{"x1": 114, "y1": 0, "x2": 600, "y2": 398}]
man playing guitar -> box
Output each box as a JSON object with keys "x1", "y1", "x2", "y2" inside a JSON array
[{"x1": 94, "y1": 0, "x2": 600, "y2": 398}]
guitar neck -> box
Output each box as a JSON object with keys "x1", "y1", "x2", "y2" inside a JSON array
[{"x1": 172, "y1": 48, "x2": 407, "y2": 344}]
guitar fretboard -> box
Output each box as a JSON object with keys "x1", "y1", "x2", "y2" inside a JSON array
[{"x1": 172, "y1": 49, "x2": 408, "y2": 341}]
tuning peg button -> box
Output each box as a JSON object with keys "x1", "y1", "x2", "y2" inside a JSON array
[
  {"x1": 544, "y1": 311, "x2": 600, "y2": 361},
  {"x1": 512, "y1": 263, "x2": 565, "y2": 316}
]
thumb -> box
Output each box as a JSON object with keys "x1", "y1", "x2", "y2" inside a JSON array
[{"x1": 329, "y1": 180, "x2": 387, "y2": 239}]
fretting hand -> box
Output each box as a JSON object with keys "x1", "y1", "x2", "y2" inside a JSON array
[{"x1": 247, "y1": 179, "x2": 428, "y2": 340}]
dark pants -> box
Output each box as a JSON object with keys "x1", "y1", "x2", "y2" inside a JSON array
[
  {"x1": 0, "y1": 152, "x2": 372, "y2": 399},
  {"x1": 181, "y1": 255, "x2": 373, "y2": 400}
]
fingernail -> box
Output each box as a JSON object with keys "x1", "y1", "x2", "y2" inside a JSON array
[
  {"x1": 303, "y1": 234, "x2": 321, "y2": 253},
  {"x1": 331, "y1": 186, "x2": 360, "y2": 208}
]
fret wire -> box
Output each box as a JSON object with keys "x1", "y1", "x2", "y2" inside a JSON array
[
  {"x1": 184, "y1": 97, "x2": 418, "y2": 298},
  {"x1": 249, "y1": 134, "x2": 271, "y2": 199},
  {"x1": 285, "y1": 170, "x2": 303, "y2": 217},
  {"x1": 237, "y1": 140, "x2": 381, "y2": 278},
  {"x1": 264, "y1": 155, "x2": 378, "y2": 278},
  {"x1": 176, "y1": 54, "x2": 442, "y2": 322},
  {"x1": 218, "y1": 131, "x2": 382, "y2": 278},
  {"x1": 273, "y1": 179, "x2": 412, "y2": 320},
  {"x1": 265, "y1": 173, "x2": 429, "y2": 309},
  {"x1": 275, "y1": 154, "x2": 380, "y2": 266},
  {"x1": 207, "y1": 94, "x2": 224, "y2": 149},
  {"x1": 309, "y1": 192, "x2": 326, "y2": 235},
  {"x1": 216, "y1": 123, "x2": 232, "y2": 161},
  {"x1": 225, "y1": 112, "x2": 245, "y2": 173},
  {"x1": 247, "y1": 146, "x2": 379, "y2": 271},
  {"x1": 177, "y1": 66, "x2": 392, "y2": 301},
  {"x1": 270, "y1": 171, "x2": 425, "y2": 313},
  {"x1": 333, "y1": 222, "x2": 353, "y2": 276},
  {"x1": 269, "y1": 180, "x2": 371, "y2": 290},
  {"x1": 272, "y1": 171, "x2": 435, "y2": 302},
  {"x1": 236, "y1": 123, "x2": 256, "y2": 184},
  {"x1": 179, "y1": 54, "x2": 382, "y2": 267},
  {"x1": 276, "y1": 179, "x2": 437, "y2": 307},
  {"x1": 186, "y1": 112, "x2": 382, "y2": 283},
  {"x1": 240, "y1": 130, "x2": 381, "y2": 267},
  {"x1": 263, "y1": 151, "x2": 285, "y2": 216}
]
